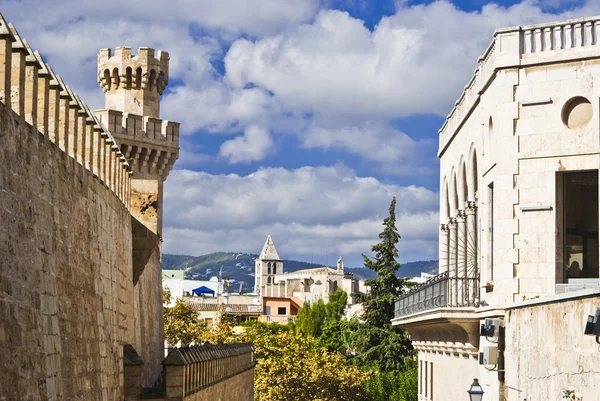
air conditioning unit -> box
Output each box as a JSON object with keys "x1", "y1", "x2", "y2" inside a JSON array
[
  {"x1": 584, "y1": 307, "x2": 600, "y2": 336},
  {"x1": 480, "y1": 318, "x2": 500, "y2": 337},
  {"x1": 479, "y1": 346, "x2": 499, "y2": 365}
]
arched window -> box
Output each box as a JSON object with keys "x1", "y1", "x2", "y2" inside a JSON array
[
  {"x1": 149, "y1": 69, "x2": 156, "y2": 91},
  {"x1": 103, "y1": 69, "x2": 111, "y2": 91},
  {"x1": 272, "y1": 263, "x2": 277, "y2": 274},
  {"x1": 157, "y1": 71, "x2": 165, "y2": 93},
  {"x1": 135, "y1": 67, "x2": 142, "y2": 89},
  {"x1": 112, "y1": 68, "x2": 119, "y2": 89},
  {"x1": 126, "y1": 67, "x2": 132, "y2": 89},
  {"x1": 333, "y1": 281, "x2": 338, "y2": 292},
  {"x1": 267, "y1": 277, "x2": 272, "y2": 284},
  {"x1": 267, "y1": 262, "x2": 271, "y2": 275}
]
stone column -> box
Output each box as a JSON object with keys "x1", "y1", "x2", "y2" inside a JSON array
[
  {"x1": 456, "y1": 210, "x2": 467, "y2": 306},
  {"x1": 465, "y1": 201, "x2": 478, "y2": 304},
  {"x1": 447, "y1": 217, "x2": 457, "y2": 307},
  {"x1": 439, "y1": 224, "x2": 449, "y2": 274}
]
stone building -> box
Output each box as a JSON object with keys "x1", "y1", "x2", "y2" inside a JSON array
[
  {"x1": 254, "y1": 235, "x2": 361, "y2": 305},
  {"x1": 0, "y1": 14, "x2": 179, "y2": 399},
  {"x1": 392, "y1": 16, "x2": 600, "y2": 401}
]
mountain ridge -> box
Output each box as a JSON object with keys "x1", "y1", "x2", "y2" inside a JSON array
[{"x1": 163, "y1": 252, "x2": 438, "y2": 293}]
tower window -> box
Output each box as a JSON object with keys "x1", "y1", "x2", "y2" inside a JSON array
[
  {"x1": 126, "y1": 67, "x2": 132, "y2": 89},
  {"x1": 135, "y1": 68, "x2": 142, "y2": 89},
  {"x1": 112, "y1": 68, "x2": 119, "y2": 89}
]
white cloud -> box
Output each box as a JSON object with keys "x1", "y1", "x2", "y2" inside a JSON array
[
  {"x1": 219, "y1": 125, "x2": 274, "y2": 163},
  {"x1": 163, "y1": 165, "x2": 439, "y2": 264},
  {"x1": 224, "y1": 1, "x2": 600, "y2": 122}
]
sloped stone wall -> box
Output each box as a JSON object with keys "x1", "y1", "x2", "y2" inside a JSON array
[{"x1": 0, "y1": 101, "x2": 136, "y2": 400}]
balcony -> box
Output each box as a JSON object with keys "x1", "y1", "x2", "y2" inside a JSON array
[
  {"x1": 264, "y1": 315, "x2": 296, "y2": 324},
  {"x1": 394, "y1": 272, "x2": 480, "y2": 319}
]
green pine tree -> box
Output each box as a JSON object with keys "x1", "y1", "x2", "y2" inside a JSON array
[{"x1": 354, "y1": 197, "x2": 414, "y2": 372}]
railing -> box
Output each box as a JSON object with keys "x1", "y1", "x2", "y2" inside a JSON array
[
  {"x1": 265, "y1": 315, "x2": 296, "y2": 324},
  {"x1": 394, "y1": 272, "x2": 480, "y2": 319}
]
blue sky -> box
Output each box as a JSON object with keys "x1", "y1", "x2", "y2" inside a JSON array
[{"x1": 2, "y1": 0, "x2": 597, "y2": 267}]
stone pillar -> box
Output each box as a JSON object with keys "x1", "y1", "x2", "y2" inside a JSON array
[
  {"x1": 23, "y1": 43, "x2": 39, "y2": 127},
  {"x1": 439, "y1": 224, "x2": 449, "y2": 274},
  {"x1": 8, "y1": 24, "x2": 25, "y2": 116},
  {"x1": 0, "y1": 19, "x2": 12, "y2": 105},
  {"x1": 447, "y1": 217, "x2": 457, "y2": 307},
  {"x1": 465, "y1": 201, "x2": 478, "y2": 304},
  {"x1": 456, "y1": 210, "x2": 467, "y2": 306},
  {"x1": 34, "y1": 52, "x2": 49, "y2": 136}
]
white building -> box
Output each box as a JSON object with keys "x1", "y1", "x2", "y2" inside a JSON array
[
  {"x1": 392, "y1": 16, "x2": 600, "y2": 401},
  {"x1": 254, "y1": 235, "x2": 362, "y2": 305}
]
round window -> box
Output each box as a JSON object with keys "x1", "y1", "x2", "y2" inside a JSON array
[{"x1": 562, "y1": 96, "x2": 593, "y2": 129}]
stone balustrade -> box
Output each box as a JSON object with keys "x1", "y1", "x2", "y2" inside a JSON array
[
  {"x1": 439, "y1": 15, "x2": 600, "y2": 156},
  {"x1": 162, "y1": 343, "x2": 255, "y2": 400},
  {"x1": 0, "y1": 14, "x2": 131, "y2": 207}
]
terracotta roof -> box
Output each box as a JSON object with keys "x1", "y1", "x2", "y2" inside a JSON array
[{"x1": 187, "y1": 302, "x2": 261, "y2": 314}]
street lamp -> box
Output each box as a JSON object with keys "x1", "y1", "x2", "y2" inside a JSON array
[{"x1": 467, "y1": 378, "x2": 484, "y2": 401}]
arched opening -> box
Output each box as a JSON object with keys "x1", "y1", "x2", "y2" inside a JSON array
[
  {"x1": 267, "y1": 262, "x2": 271, "y2": 275},
  {"x1": 103, "y1": 69, "x2": 111, "y2": 90},
  {"x1": 112, "y1": 68, "x2": 119, "y2": 89},
  {"x1": 149, "y1": 69, "x2": 156, "y2": 91},
  {"x1": 157, "y1": 71, "x2": 165, "y2": 93},
  {"x1": 449, "y1": 170, "x2": 458, "y2": 218},
  {"x1": 458, "y1": 160, "x2": 467, "y2": 209},
  {"x1": 136, "y1": 68, "x2": 142, "y2": 89},
  {"x1": 126, "y1": 67, "x2": 132, "y2": 89}
]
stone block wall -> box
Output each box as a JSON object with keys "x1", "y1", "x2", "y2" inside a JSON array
[
  {"x1": 0, "y1": 15, "x2": 167, "y2": 399},
  {"x1": 0, "y1": 101, "x2": 134, "y2": 400},
  {"x1": 162, "y1": 343, "x2": 255, "y2": 401},
  {"x1": 504, "y1": 293, "x2": 600, "y2": 401}
]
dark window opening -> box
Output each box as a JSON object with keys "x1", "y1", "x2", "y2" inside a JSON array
[
  {"x1": 277, "y1": 307, "x2": 286, "y2": 315},
  {"x1": 564, "y1": 171, "x2": 599, "y2": 281},
  {"x1": 488, "y1": 182, "x2": 494, "y2": 282}
]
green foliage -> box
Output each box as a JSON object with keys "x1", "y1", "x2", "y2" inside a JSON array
[
  {"x1": 365, "y1": 362, "x2": 418, "y2": 401},
  {"x1": 353, "y1": 197, "x2": 414, "y2": 372},
  {"x1": 162, "y1": 285, "x2": 172, "y2": 305},
  {"x1": 238, "y1": 321, "x2": 369, "y2": 401},
  {"x1": 296, "y1": 290, "x2": 348, "y2": 338}
]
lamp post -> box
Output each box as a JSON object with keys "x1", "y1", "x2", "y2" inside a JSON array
[{"x1": 467, "y1": 378, "x2": 484, "y2": 401}]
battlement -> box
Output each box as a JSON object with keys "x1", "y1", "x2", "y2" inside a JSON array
[
  {"x1": 98, "y1": 46, "x2": 169, "y2": 118},
  {"x1": 95, "y1": 108, "x2": 179, "y2": 178},
  {"x1": 0, "y1": 14, "x2": 131, "y2": 207},
  {"x1": 98, "y1": 47, "x2": 169, "y2": 94}
]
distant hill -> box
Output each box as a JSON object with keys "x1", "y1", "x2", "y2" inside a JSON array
[{"x1": 162, "y1": 252, "x2": 438, "y2": 292}]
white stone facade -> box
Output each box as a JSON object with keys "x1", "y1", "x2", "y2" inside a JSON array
[{"x1": 393, "y1": 16, "x2": 600, "y2": 401}]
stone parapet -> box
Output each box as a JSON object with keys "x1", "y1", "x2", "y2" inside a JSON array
[
  {"x1": 163, "y1": 343, "x2": 255, "y2": 401},
  {"x1": 439, "y1": 15, "x2": 600, "y2": 156},
  {"x1": 94, "y1": 108, "x2": 179, "y2": 179},
  {"x1": 0, "y1": 13, "x2": 131, "y2": 208}
]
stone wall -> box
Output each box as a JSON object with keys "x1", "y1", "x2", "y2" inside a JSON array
[
  {"x1": 0, "y1": 101, "x2": 134, "y2": 400},
  {"x1": 504, "y1": 293, "x2": 600, "y2": 401},
  {"x1": 0, "y1": 15, "x2": 168, "y2": 399},
  {"x1": 163, "y1": 343, "x2": 255, "y2": 401},
  {"x1": 184, "y1": 369, "x2": 254, "y2": 401}
]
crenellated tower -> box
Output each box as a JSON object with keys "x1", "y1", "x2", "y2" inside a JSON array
[
  {"x1": 95, "y1": 46, "x2": 179, "y2": 234},
  {"x1": 98, "y1": 46, "x2": 168, "y2": 118}
]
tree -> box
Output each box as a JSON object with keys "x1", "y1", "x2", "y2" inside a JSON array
[
  {"x1": 163, "y1": 299, "x2": 206, "y2": 346},
  {"x1": 162, "y1": 285, "x2": 172, "y2": 305},
  {"x1": 239, "y1": 321, "x2": 369, "y2": 401},
  {"x1": 163, "y1": 299, "x2": 234, "y2": 346},
  {"x1": 354, "y1": 197, "x2": 414, "y2": 371}
]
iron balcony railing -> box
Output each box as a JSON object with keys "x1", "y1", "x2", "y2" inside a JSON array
[{"x1": 394, "y1": 272, "x2": 480, "y2": 319}]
